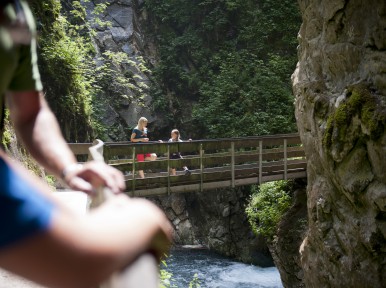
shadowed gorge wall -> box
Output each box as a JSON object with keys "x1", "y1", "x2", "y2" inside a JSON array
[{"x1": 292, "y1": 0, "x2": 386, "y2": 287}]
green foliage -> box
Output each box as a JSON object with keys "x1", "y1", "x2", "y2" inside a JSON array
[
  {"x1": 246, "y1": 180, "x2": 292, "y2": 239},
  {"x1": 160, "y1": 269, "x2": 176, "y2": 288},
  {"x1": 1, "y1": 114, "x2": 54, "y2": 186},
  {"x1": 193, "y1": 51, "x2": 296, "y2": 137},
  {"x1": 1, "y1": 109, "x2": 11, "y2": 148},
  {"x1": 160, "y1": 260, "x2": 177, "y2": 288},
  {"x1": 189, "y1": 273, "x2": 201, "y2": 288},
  {"x1": 159, "y1": 259, "x2": 201, "y2": 287},
  {"x1": 145, "y1": 0, "x2": 301, "y2": 138},
  {"x1": 323, "y1": 84, "x2": 386, "y2": 148},
  {"x1": 31, "y1": 0, "x2": 96, "y2": 142},
  {"x1": 45, "y1": 175, "x2": 56, "y2": 189},
  {"x1": 31, "y1": 0, "x2": 151, "y2": 141}
]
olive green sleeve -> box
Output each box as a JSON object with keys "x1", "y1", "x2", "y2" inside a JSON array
[
  {"x1": 8, "y1": 37, "x2": 43, "y2": 92},
  {"x1": 7, "y1": 0, "x2": 42, "y2": 92}
]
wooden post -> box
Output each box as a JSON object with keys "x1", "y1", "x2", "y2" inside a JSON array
[
  {"x1": 231, "y1": 142, "x2": 235, "y2": 189},
  {"x1": 167, "y1": 144, "x2": 170, "y2": 195},
  {"x1": 284, "y1": 138, "x2": 287, "y2": 180},
  {"x1": 132, "y1": 147, "x2": 136, "y2": 197},
  {"x1": 259, "y1": 140, "x2": 262, "y2": 184}
]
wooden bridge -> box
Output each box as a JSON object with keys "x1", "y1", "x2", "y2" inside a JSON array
[{"x1": 69, "y1": 133, "x2": 307, "y2": 197}]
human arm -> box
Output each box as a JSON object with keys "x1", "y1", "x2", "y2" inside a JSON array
[
  {"x1": 0, "y1": 146, "x2": 171, "y2": 288},
  {"x1": 0, "y1": 192, "x2": 172, "y2": 288},
  {"x1": 0, "y1": 157, "x2": 171, "y2": 288},
  {"x1": 6, "y1": 91, "x2": 124, "y2": 194},
  {"x1": 130, "y1": 130, "x2": 149, "y2": 142}
]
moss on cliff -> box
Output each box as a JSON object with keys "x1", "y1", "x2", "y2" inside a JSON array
[{"x1": 323, "y1": 84, "x2": 386, "y2": 149}]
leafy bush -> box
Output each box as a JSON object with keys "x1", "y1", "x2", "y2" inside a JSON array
[{"x1": 246, "y1": 180, "x2": 293, "y2": 239}]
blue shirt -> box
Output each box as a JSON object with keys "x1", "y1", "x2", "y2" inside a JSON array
[
  {"x1": 0, "y1": 157, "x2": 54, "y2": 249},
  {"x1": 132, "y1": 128, "x2": 148, "y2": 140}
]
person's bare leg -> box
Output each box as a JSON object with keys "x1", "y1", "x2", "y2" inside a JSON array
[
  {"x1": 170, "y1": 168, "x2": 176, "y2": 176},
  {"x1": 183, "y1": 166, "x2": 191, "y2": 175},
  {"x1": 145, "y1": 154, "x2": 157, "y2": 161},
  {"x1": 138, "y1": 170, "x2": 145, "y2": 178},
  {"x1": 0, "y1": 195, "x2": 172, "y2": 288}
]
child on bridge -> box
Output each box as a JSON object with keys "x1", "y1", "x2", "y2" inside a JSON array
[{"x1": 164, "y1": 129, "x2": 191, "y2": 176}]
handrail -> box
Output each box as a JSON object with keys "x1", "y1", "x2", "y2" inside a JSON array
[
  {"x1": 68, "y1": 133, "x2": 307, "y2": 197},
  {"x1": 87, "y1": 140, "x2": 159, "y2": 288}
]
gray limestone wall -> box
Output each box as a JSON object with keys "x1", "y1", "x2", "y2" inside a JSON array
[
  {"x1": 293, "y1": 0, "x2": 386, "y2": 287},
  {"x1": 80, "y1": 0, "x2": 156, "y2": 140}
]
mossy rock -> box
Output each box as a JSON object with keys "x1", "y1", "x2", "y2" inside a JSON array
[{"x1": 323, "y1": 84, "x2": 386, "y2": 152}]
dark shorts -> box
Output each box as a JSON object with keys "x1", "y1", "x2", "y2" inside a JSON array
[
  {"x1": 170, "y1": 153, "x2": 182, "y2": 160},
  {"x1": 170, "y1": 153, "x2": 182, "y2": 169},
  {"x1": 136, "y1": 153, "x2": 152, "y2": 162},
  {"x1": 0, "y1": 157, "x2": 54, "y2": 249}
]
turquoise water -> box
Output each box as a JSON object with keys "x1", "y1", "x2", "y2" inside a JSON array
[{"x1": 165, "y1": 247, "x2": 283, "y2": 288}]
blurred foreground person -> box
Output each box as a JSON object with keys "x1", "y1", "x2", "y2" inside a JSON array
[{"x1": 0, "y1": 1, "x2": 172, "y2": 287}]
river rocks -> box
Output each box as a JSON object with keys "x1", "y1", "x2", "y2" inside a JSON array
[{"x1": 293, "y1": 0, "x2": 386, "y2": 287}]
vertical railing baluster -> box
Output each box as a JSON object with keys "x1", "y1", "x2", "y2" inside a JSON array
[
  {"x1": 231, "y1": 142, "x2": 235, "y2": 189},
  {"x1": 167, "y1": 144, "x2": 170, "y2": 195},
  {"x1": 259, "y1": 141, "x2": 262, "y2": 184},
  {"x1": 200, "y1": 143, "x2": 204, "y2": 193},
  {"x1": 132, "y1": 146, "x2": 136, "y2": 196},
  {"x1": 284, "y1": 138, "x2": 287, "y2": 180}
]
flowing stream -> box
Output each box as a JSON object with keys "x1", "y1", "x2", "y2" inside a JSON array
[{"x1": 164, "y1": 247, "x2": 283, "y2": 288}]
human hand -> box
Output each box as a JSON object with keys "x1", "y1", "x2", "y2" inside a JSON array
[
  {"x1": 142, "y1": 138, "x2": 149, "y2": 142},
  {"x1": 63, "y1": 161, "x2": 125, "y2": 195}
]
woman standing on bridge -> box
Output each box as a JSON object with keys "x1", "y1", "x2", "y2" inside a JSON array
[{"x1": 131, "y1": 117, "x2": 157, "y2": 178}]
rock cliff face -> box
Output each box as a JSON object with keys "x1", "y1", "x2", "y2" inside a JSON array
[
  {"x1": 81, "y1": 0, "x2": 155, "y2": 140},
  {"x1": 292, "y1": 0, "x2": 386, "y2": 287},
  {"x1": 150, "y1": 187, "x2": 274, "y2": 267}
]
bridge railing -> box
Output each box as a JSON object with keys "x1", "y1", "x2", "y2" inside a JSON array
[{"x1": 69, "y1": 133, "x2": 306, "y2": 196}]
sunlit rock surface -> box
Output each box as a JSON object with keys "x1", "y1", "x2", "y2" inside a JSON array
[{"x1": 292, "y1": 0, "x2": 386, "y2": 287}]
